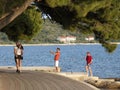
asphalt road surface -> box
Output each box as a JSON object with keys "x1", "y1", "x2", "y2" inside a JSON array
[{"x1": 0, "y1": 70, "x2": 98, "y2": 90}]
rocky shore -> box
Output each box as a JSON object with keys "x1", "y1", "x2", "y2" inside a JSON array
[
  {"x1": 55, "y1": 72, "x2": 120, "y2": 89},
  {"x1": 85, "y1": 78, "x2": 120, "y2": 89}
]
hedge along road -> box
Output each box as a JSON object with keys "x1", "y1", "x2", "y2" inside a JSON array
[{"x1": 0, "y1": 70, "x2": 99, "y2": 90}]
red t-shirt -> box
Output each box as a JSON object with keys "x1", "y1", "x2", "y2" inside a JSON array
[
  {"x1": 54, "y1": 52, "x2": 60, "y2": 61},
  {"x1": 86, "y1": 55, "x2": 92, "y2": 64}
]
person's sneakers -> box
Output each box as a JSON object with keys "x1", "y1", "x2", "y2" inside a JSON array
[
  {"x1": 16, "y1": 69, "x2": 19, "y2": 73},
  {"x1": 16, "y1": 70, "x2": 21, "y2": 73},
  {"x1": 18, "y1": 70, "x2": 20, "y2": 73}
]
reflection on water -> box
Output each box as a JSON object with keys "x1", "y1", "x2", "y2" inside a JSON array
[{"x1": 0, "y1": 44, "x2": 120, "y2": 78}]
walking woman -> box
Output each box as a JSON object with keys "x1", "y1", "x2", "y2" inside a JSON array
[
  {"x1": 14, "y1": 42, "x2": 19, "y2": 67},
  {"x1": 14, "y1": 43, "x2": 24, "y2": 73}
]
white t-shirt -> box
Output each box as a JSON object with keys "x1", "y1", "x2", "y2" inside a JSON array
[{"x1": 17, "y1": 48, "x2": 22, "y2": 55}]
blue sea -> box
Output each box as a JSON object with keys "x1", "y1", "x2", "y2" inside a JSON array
[{"x1": 0, "y1": 44, "x2": 120, "y2": 78}]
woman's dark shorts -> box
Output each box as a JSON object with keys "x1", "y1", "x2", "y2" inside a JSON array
[{"x1": 15, "y1": 55, "x2": 23, "y2": 60}]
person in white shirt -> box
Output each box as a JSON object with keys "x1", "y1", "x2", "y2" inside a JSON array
[
  {"x1": 14, "y1": 42, "x2": 23, "y2": 73},
  {"x1": 14, "y1": 42, "x2": 19, "y2": 72}
]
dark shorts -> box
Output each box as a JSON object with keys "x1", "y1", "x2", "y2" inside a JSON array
[
  {"x1": 15, "y1": 55, "x2": 23, "y2": 60},
  {"x1": 86, "y1": 63, "x2": 92, "y2": 66}
]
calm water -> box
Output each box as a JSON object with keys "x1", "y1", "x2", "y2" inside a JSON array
[{"x1": 0, "y1": 44, "x2": 120, "y2": 78}]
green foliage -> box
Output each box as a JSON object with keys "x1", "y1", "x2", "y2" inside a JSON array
[
  {"x1": 1, "y1": 6, "x2": 43, "y2": 41},
  {"x1": 70, "y1": 0, "x2": 112, "y2": 17},
  {"x1": 0, "y1": 32, "x2": 13, "y2": 44},
  {"x1": 35, "y1": 0, "x2": 120, "y2": 52},
  {"x1": 45, "y1": 0, "x2": 70, "y2": 7},
  {"x1": 102, "y1": 43, "x2": 117, "y2": 53}
]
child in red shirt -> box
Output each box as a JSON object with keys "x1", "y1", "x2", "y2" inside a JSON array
[
  {"x1": 50, "y1": 48, "x2": 60, "y2": 72},
  {"x1": 85, "y1": 52, "x2": 93, "y2": 76}
]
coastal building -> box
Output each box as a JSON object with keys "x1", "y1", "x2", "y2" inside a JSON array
[
  {"x1": 85, "y1": 36, "x2": 94, "y2": 42},
  {"x1": 57, "y1": 36, "x2": 76, "y2": 43}
]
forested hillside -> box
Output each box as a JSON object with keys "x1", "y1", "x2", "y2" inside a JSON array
[
  {"x1": 0, "y1": 19, "x2": 96, "y2": 44},
  {"x1": 30, "y1": 19, "x2": 96, "y2": 43}
]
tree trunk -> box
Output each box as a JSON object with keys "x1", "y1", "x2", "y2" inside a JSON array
[{"x1": 0, "y1": 0, "x2": 34, "y2": 30}]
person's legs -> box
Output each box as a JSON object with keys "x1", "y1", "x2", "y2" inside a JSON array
[
  {"x1": 89, "y1": 66, "x2": 93, "y2": 76},
  {"x1": 19, "y1": 60, "x2": 22, "y2": 72},
  {"x1": 55, "y1": 61, "x2": 59, "y2": 72},
  {"x1": 16, "y1": 56, "x2": 21, "y2": 73},
  {"x1": 16, "y1": 59, "x2": 21, "y2": 73},
  {"x1": 15, "y1": 56, "x2": 17, "y2": 71},
  {"x1": 55, "y1": 67, "x2": 58, "y2": 72},
  {"x1": 85, "y1": 65, "x2": 89, "y2": 76},
  {"x1": 16, "y1": 59, "x2": 19, "y2": 72}
]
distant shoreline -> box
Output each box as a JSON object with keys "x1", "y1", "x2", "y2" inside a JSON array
[
  {"x1": 0, "y1": 42, "x2": 120, "y2": 46},
  {"x1": 0, "y1": 43, "x2": 100, "y2": 46}
]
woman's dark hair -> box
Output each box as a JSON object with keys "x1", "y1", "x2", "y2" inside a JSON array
[
  {"x1": 18, "y1": 43, "x2": 24, "y2": 50},
  {"x1": 21, "y1": 45, "x2": 24, "y2": 50}
]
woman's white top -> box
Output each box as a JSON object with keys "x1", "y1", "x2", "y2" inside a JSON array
[{"x1": 16, "y1": 48, "x2": 22, "y2": 55}]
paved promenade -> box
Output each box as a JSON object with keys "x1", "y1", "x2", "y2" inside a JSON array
[{"x1": 0, "y1": 67, "x2": 99, "y2": 90}]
